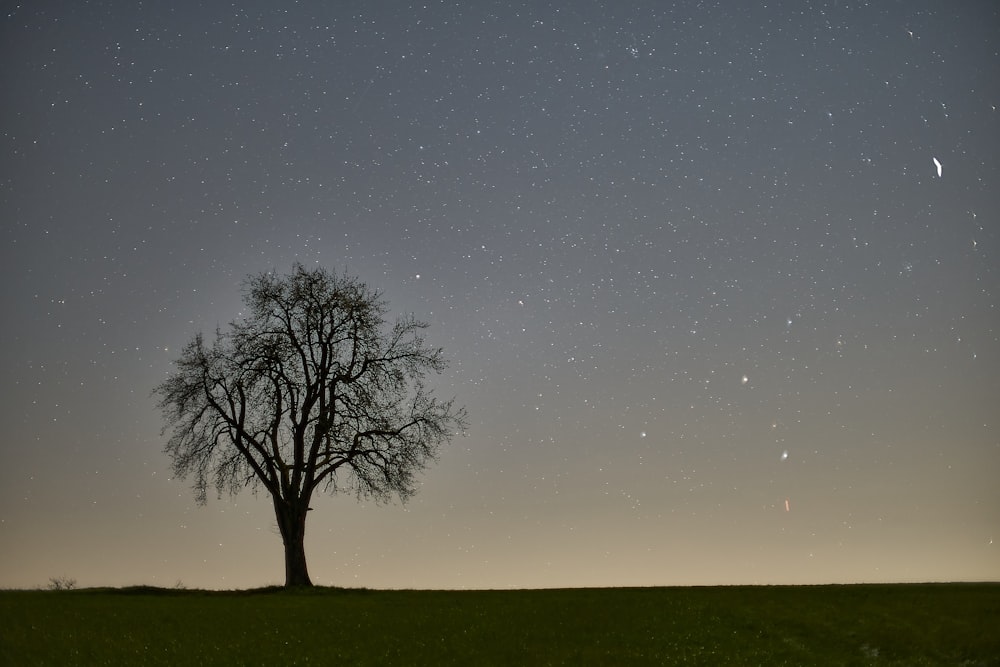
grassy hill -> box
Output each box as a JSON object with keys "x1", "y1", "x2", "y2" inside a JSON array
[{"x1": 2, "y1": 583, "x2": 997, "y2": 665}]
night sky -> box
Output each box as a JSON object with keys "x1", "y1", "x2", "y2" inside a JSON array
[{"x1": 2, "y1": 1, "x2": 998, "y2": 590}]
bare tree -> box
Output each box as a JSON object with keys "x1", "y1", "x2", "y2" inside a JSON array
[{"x1": 154, "y1": 264, "x2": 466, "y2": 587}]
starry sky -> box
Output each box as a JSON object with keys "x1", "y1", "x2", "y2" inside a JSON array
[{"x1": 2, "y1": 1, "x2": 998, "y2": 590}]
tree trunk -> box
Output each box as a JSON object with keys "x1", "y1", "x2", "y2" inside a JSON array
[{"x1": 274, "y1": 498, "x2": 313, "y2": 587}]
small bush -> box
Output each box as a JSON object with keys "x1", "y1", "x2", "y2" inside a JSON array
[{"x1": 46, "y1": 577, "x2": 76, "y2": 591}]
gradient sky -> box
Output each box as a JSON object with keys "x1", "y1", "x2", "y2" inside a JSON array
[{"x1": 2, "y1": 1, "x2": 998, "y2": 590}]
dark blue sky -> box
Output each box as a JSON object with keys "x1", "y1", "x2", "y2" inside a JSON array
[{"x1": 2, "y1": 1, "x2": 998, "y2": 589}]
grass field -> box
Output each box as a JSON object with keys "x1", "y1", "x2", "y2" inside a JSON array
[{"x1": 1, "y1": 583, "x2": 997, "y2": 665}]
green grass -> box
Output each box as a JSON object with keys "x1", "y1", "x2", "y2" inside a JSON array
[{"x1": 1, "y1": 583, "x2": 997, "y2": 665}]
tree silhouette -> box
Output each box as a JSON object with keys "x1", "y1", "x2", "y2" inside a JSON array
[{"x1": 154, "y1": 264, "x2": 466, "y2": 586}]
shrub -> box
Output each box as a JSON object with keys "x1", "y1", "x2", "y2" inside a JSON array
[{"x1": 46, "y1": 577, "x2": 76, "y2": 591}]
